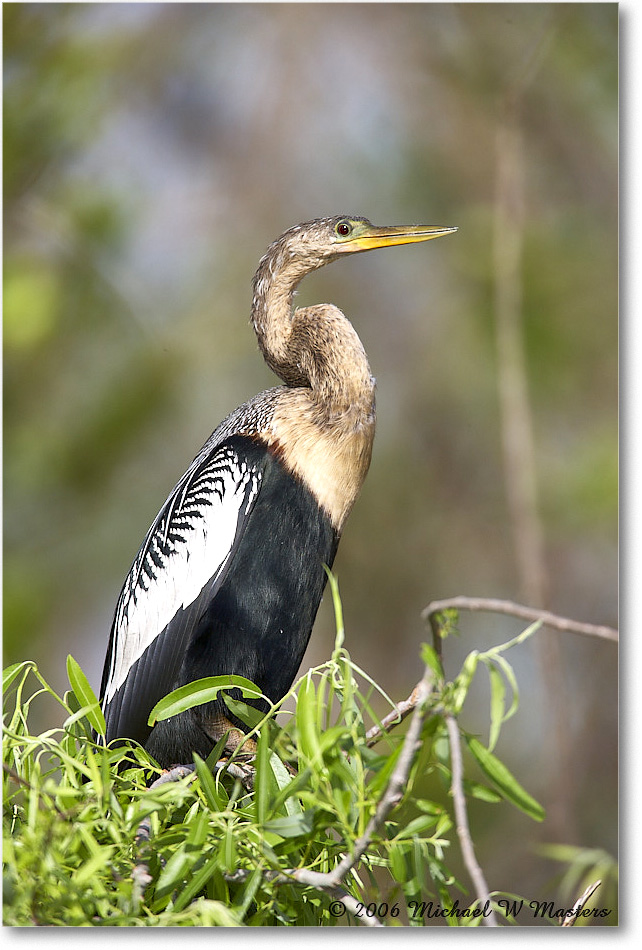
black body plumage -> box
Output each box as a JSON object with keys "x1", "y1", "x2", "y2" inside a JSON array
[{"x1": 101, "y1": 431, "x2": 338, "y2": 765}]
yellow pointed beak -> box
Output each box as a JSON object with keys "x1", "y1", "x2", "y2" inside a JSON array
[{"x1": 339, "y1": 223, "x2": 457, "y2": 253}]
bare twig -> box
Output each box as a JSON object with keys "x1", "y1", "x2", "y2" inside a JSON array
[
  {"x1": 330, "y1": 665, "x2": 434, "y2": 886},
  {"x1": 212, "y1": 757, "x2": 256, "y2": 789},
  {"x1": 365, "y1": 683, "x2": 427, "y2": 747},
  {"x1": 3, "y1": 763, "x2": 70, "y2": 819},
  {"x1": 423, "y1": 596, "x2": 618, "y2": 643},
  {"x1": 561, "y1": 879, "x2": 602, "y2": 927},
  {"x1": 134, "y1": 765, "x2": 196, "y2": 845},
  {"x1": 224, "y1": 866, "x2": 384, "y2": 927},
  {"x1": 279, "y1": 868, "x2": 384, "y2": 928},
  {"x1": 445, "y1": 714, "x2": 498, "y2": 927}
]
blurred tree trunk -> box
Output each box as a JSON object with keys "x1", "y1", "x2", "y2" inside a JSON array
[{"x1": 493, "y1": 90, "x2": 578, "y2": 842}]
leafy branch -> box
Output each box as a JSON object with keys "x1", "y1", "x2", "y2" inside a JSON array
[{"x1": 3, "y1": 580, "x2": 617, "y2": 927}]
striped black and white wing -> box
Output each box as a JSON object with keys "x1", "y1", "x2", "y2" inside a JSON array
[{"x1": 101, "y1": 438, "x2": 263, "y2": 746}]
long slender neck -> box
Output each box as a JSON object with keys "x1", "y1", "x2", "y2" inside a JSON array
[
  {"x1": 251, "y1": 253, "x2": 375, "y2": 422},
  {"x1": 251, "y1": 250, "x2": 310, "y2": 385}
]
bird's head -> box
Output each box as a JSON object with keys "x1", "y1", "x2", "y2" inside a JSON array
[
  {"x1": 283, "y1": 215, "x2": 456, "y2": 264},
  {"x1": 258, "y1": 215, "x2": 457, "y2": 279}
]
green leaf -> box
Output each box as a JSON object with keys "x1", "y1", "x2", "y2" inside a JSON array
[
  {"x1": 430, "y1": 608, "x2": 460, "y2": 640},
  {"x1": 186, "y1": 809, "x2": 209, "y2": 848},
  {"x1": 193, "y1": 753, "x2": 224, "y2": 812},
  {"x1": 204, "y1": 731, "x2": 234, "y2": 771},
  {"x1": 262, "y1": 811, "x2": 315, "y2": 838},
  {"x1": 255, "y1": 724, "x2": 271, "y2": 825},
  {"x1": 296, "y1": 674, "x2": 322, "y2": 765},
  {"x1": 389, "y1": 842, "x2": 409, "y2": 885},
  {"x1": 268, "y1": 751, "x2": 300, "y2": 815},
  {"x1": 393, "y1": 814, "x2": 441, "y2": 840},
  {"x1": 324, "y1": 566, "x2": 345, "y2": 653},
  {"x1": 223, "y1": 695, "x2": 264, "y2": 730},
  {"x1": 66, "y1": 655, "x2": 106, "y2": 734},
  {"x1": 451, "y1": 650, "x2": 479, "y2": 714},
  {"x1": 72, "y1": 846, "x2": 116, "y2": 886},
  {"x1": 416, "y1": 798, "x2": 445, "y2": 815},
  {"x1": 148, "y1": 675, "x2": 264, "y2": 726},
  {"x1": 482, "y1": 620, "x2": 542, "y2": 658},
  {"x1": 269, "y1": 764, "x2": 314, "y2": 819},
  {"x1": 156, "y1": 844, "x2": 191, "y2": 898},
  {"x1": 421, "y1": 643, "x2": 443, "y2": 678},
  {"x1": 173, "y1": 852, "x2": 221, "y2": 913},
  {"x1": 487, "y1": 663, "x2": 506, "y2": 752},
  {"x1": 63, "y1": 699, "x2": 103, "y2": 735},
  {"x1": 462, "y1": 778, "x2": 503, "y2": 804},
  {"x1": 233, "y1": 865, "x2": 265, "y2": 919},
  {"x1": 221, "y1": 823, "x2": 236, "y2": 874},
  {"x1": 466, "y1": 736, "x2": 545, "y2": 821},
  {"x1": 2, "y1": 661, "x2": 35, "y2": 694},
  {"x1": 490, "y1": 654, "x2": 520, "y2": 718}
]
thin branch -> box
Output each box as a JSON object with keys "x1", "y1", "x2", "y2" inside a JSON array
[
  {"x1": 3, "y1": 763, "x2": 70, "y2": 819},
  {"x1": 277, "y1": 868, "x2": 384, "y2": 928},
  {"x1": 329, "y1": 664, "x2": 434, "y2": 886},
  {"x1": 423, "y1": 596, "x2": 618, "y2": 643},
  {"x1": 134, "y1": 764, "x2": 196, "y2": 846},
  {"x1": 365, "y1": 682, "x2": 427, "y2": 747},
  {"x1": 560, "y1": 878, "x2": 602, "y2": 927},
  {"x1": 224, "y1": 866, "x2": 384, "y2": 927},
  {"x1": 445, "y1": 714, "x2": 498, "y2": 927},
  {"x1": 212, "y1": 757, "x2": 256, "y2": 789}
]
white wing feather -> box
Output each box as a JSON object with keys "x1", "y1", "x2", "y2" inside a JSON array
[{"x1": 103, "y1": 446, "x2": 261, "y2": 703}]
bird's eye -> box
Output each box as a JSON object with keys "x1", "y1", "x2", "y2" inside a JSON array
[{"x1": 336, "y1": 221, "x2": 352, "y2": 237}]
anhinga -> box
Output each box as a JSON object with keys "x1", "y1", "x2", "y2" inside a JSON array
[{"x1": 100, "y1": 215, "x2": 456, "y2": 767}]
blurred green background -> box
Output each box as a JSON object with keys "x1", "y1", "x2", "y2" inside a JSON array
[{"x1": 4, "y1": 2, "x2": 617, "y2": 909}]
